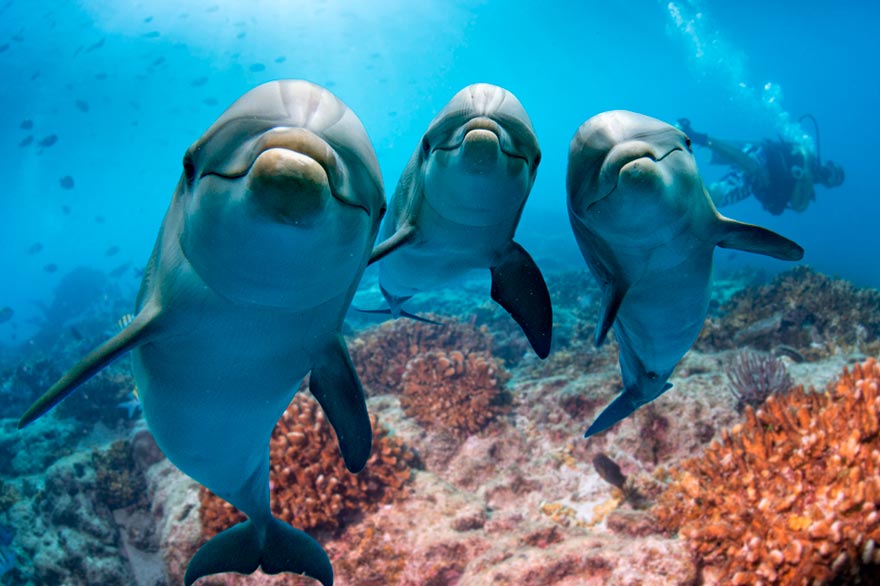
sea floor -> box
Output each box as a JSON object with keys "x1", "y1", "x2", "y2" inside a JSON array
[{"x1": 0, "y1": 265, "x2": 877, "y2": 585}]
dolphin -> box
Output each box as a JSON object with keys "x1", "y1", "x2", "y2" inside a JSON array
[
  {"x1": 368, "y1": 83, "x2": 552, "y2": 358},
  {"x1": 19, "y1": 80, "x2": 386, "y2": 586},
  {"x1": 566, "y1": 110, "x2": 803, "y2": 438}
]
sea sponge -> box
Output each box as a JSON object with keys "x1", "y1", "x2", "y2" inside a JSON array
[
  {"x1": 200, "y1": 392, "x2": 413, "y2": 538},
  {"x1": 653, "y1": 358, "x2": 880, "y2": 584},
  {"x1": 698, "y1": 266, "x2": 880, "y2": 359},
  {"x1": 349, "y1": 316, "x2": 494, "y2": 396},
  {"x1": 399, "y1": 350, "x2": 510, "y2": 438}
]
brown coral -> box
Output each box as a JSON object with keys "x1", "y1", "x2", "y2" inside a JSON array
[
  {"x1": 400, "y1": 350, "x2": 510, "y2": 438},
  {"x1": 348, "y1": 316, "x2": 494, "y2": 396},
  {"x1": 92, "y1": 439, "x2": 145, "y2": 510},
  {"x1": 653, "y1": 358, "x2": 880, "y2": 584},
  {"x1": 698, "y1": 266, "x2": 880, "y2": 359},
  {"x1": 200, "y1": 392, "x2": 413, "y2": 538}
]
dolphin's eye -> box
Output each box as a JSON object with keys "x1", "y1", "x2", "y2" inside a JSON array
[
  {"x1": 183, "y1": 154, "x2": 196, "y2": 184},
  {"x1": 684, "y1": 136, "x2": 692, "y2": 152},
  {"x1": 421, "y1": 136, "x2": 430, "y2": 156}
]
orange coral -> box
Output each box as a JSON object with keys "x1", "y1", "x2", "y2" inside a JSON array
[
  {"x1": 400, "y1": 350, "x2": 510, "y2": 438},
  {"x1": 653, "y1": 358, "x2": 880, "y2": 584},
  {"x1": 200, "y1": 392, "x2": 413, "y2": 538},
  {"x1": 349, "y1": 316, "x2": 494, "y2": 396}
]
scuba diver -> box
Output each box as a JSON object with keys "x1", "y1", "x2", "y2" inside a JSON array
[{"x1": 677, "y1": 117, "x2": 845, "y2": 215}]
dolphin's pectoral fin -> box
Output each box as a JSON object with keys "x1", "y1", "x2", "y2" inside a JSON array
[
  {"x1": 490, "y1": 241, "x2": 553, "y2": 359},
  {"x1": 715, "y1": 216, "x2": 804, "y2": 261},
  {"x1": 594, "y1": 283, "x2": 627, "y2": 347},
  {"x1": 309, "y1": 336, "x2": 372, "y2": 473},
  {"x1": 368, "y1": 223, "x2": 417, "y2": 265},
  {"x1": 184, "y1": 518, "x2": 333, "y2": 586},
  {"x1": 583, "y1": 382, "x2": 672, "y2": 439},
  {"x1": 18, "y1": 302, "x2": 161, "y2": 429}
]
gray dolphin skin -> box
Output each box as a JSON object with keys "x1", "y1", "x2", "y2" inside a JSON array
[
  {"x1": 369, "y1": 83, "x2": 552, "y2": 358},
  {"x1": 18, "y1": 80, "x2": 386, "y2": 586},
  {"x1": 567, "y1": 110, "x2": 804, "y2": 438}
]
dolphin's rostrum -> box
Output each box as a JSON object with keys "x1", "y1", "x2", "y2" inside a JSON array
[
  {"x1": 567, "y1": 110, "x2": 804, "y2": 438},
  {"x1": 18, "y1": 80, "x2": 386, "y2": 586}
]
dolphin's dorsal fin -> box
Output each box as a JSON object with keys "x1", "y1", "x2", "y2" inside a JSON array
[
  {"x1": 308, "y1": 335, "x2": 372, "y2": 472},
  {"x1": 18, "y1": 302, "x2": 161, "y2": 429},
  {"x1": 594, "y1": 282, "x2": 627, "y2": 347},
  {"x1": 490, "y1": 241, "x2": 553, "y2": 359},
  {"x1": 368, "y1": 223, "x2": 417, "y2": 265},
  {"x1": 715, "y1": 215, "x2": 804, "y2": 261}
]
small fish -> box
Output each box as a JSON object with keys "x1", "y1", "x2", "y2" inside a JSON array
[
  {"x1": 95, "y1": 215, "x2": 106, "y2": 224},
  {"x1": 27, "y1": 242, "x2": 43, "y2": 255},
  {"x1": 0, "y1": 307, "x2": 13, "y2": 324},
  {"x1": 151, "y1": 56, "x2": 166, "y2": 67},
  {"x1": 95, "y1": 72, "x2": 107, "y2": 80},
  {"x1": 61, "y1": 205, "x2": 71, "y2": 215},
  {"x1": 38, "y1": 134, "x2": 58, "y2": 147},
  {"x1": 109, "y1": 262, "x2": 131, "y2": 277},
  {"x1": 274, "y1": 56, "x2": 286, "y2": 64},
  {"x1": 236, "y1": 31, "x2": 246, "y2": 39},
  {"x1": 191, "y1": 76, "x2": 208, "y2": 87},
  {"x1": 18, "y1": 135, "x2": 33, "y2": 147},
  {"x1": 592, "y1": 453, "x2": 627, "y2": 490},
  {"x1": 0, "y1": 43, "x2": 8, "y2": 53},
  {"x1": 206, "y1": 4, "x2": 219, "y2": 12},
  {"x1": 75, "y1": 99, "x2": 89, "y2": 113},
  {"x1": 86, "y1": 37, "x2": 105, "y2": 52},
  {"x1": 43, "y1": 263, "x2": 57, "y2": 273},
  {"x1": 203, "y1": 97, "x2": 218, "y2": 106},
  {"x1": 31, "y1": 71, "x2": 40, "y2": 81},
  {"x1": 59, "y1": 175, "x2": 75, "y2": 190},
  {"x1": 105, "y1": 245, "x2": 120, "y2": 257},
  {"x1": 144, "y1": 16, "x2": 153, "y2": 23},
  {"x1": 19, "y1": 119, "x2": 33, "y2": 130},
  {"x1": 70, "y1": 326, "x2": 84, "y2": 341},
  {"x1": 144, "y1": 31, "x2": 160, "y2": 38},
  {"x1": 117, "y1": 313, "x2": 135, "y2": 330},
  {"x1": 249, "y1": 63, "x2": 265, "y2": 72}
]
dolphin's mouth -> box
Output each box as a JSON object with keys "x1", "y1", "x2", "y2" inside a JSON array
[
  {"x1": 598, "y1": 146, "x2": 684, "y2": 200},
  {"x1": 199, "y1": 128, "x2": 370, "y2": 215},
  {"x1": 431, "y1": 118, "x2": 531, "y2": 165}
]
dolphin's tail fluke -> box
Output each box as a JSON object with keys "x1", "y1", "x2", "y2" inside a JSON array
[
  {"x1": 184, "y1": 518, "x2": 332, "y2": 586},
  {"x1": 583, "y1": 383, "x2": 672, "y2": 439}
]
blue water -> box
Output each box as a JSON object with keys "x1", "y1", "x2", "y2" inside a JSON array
[{"x1": 1, "y1": 0, "x2": 877, "y2": 345}]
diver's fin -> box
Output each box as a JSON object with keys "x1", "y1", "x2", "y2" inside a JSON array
[
  {"x1": 594, "y1": 282, "x2": 627, "y2": 348},
  {"x1": 18, "y1": 302, "x2": 161, "y2": 429},
  {"x1": 368, "y1": 223, "x2": 416, "y2": 265},
  {"x1": 490, "y1": 241, "x2": 553, "y2": 359},
  {"x1": 309, "y1": 336, "x2": 372, "y2": 473},
  {"x1": 584, "y1": 383, "x2": 672, "y2": 439},
  {"x1": 715, "y1": 216, "x2": 804, "y2": 261},
  {"x1": 183, "y1": 518, "x2": 333, "y2": 586}
]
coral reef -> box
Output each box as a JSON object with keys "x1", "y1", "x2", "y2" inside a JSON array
[
  {"x1": 698, "y1": 266, "x2": 880, "y2": 360},
  {"x1": 653, "y1": 358, "x2": 880, "y2": 584},
  {"x1": 92, "y1": 440, "x2": 145, "y2": 510},
  {"x1": 400, "y1": 350, "x2": 510, "y2": 438},
  {"x1": 348, "y1": 315, "x2": 494, "y2": 395},
  {"x1": 199, "y1": 392, "x2": 413, "y2": 538},
  {"x1": 726, "y1": 351, "x2": 793, "y2": 412}
]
